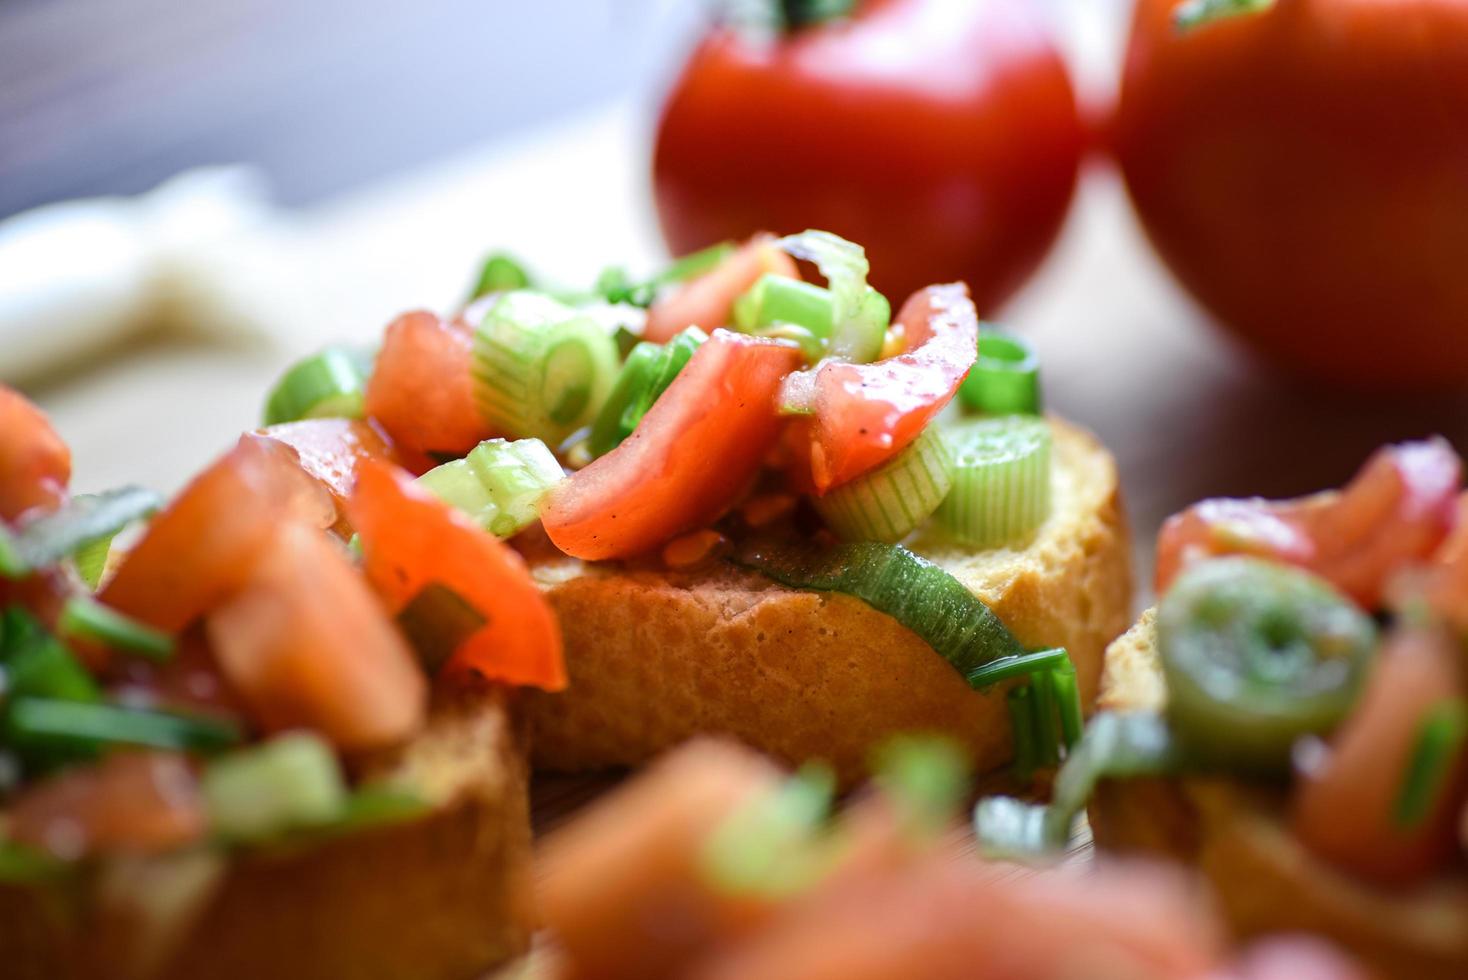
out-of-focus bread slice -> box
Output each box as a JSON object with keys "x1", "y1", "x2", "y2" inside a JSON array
[
  {"x1": 525, "y1": 416, "x2": 1132, "y2": 785},
  {"x1": 0, "y1": 688, "x2": 533, "y2": 980},
  {"x1": 1093, "y1": 614, "x2": 1468, "y2": 979}
]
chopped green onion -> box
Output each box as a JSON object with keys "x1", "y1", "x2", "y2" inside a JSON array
[
  {"x1": 204, "y1": 732, "x2": 349, "y2": 843},
  {"x1": 57, "y1": 595, "x2": 173, "y2": 661},
  {"x1": 1, "y1": 607, "x2": 100, "y2": 703},
  {"x1": 700, "y1": 761, "x2": 836, "y2": 898},
  {"x1": 1031, "y1": 669, "x2": 1061, "y2": 770},
  {"x1": 1393, "y1": 698, "x2": 1468, "y2": 830},
  {"x1": 1008, "y1": 685, "x2": 1039, "y2": 783},
  {"x1": 327, "y1": 784, "x2": 429, "y2": 834},
  {"x1": 967, "y1": 647, "x2": 1070, "y2": 689},
  {"x1": 0, "y1": 524, "x2": 27, "y2": 580},
  {"x1": 468, "y1": 252, "x2": 533, "y2": 302},
  {"x1": 72, "y1": 533, "x2": 112, "y2": 590},
  {"x1": 4, "y1": 698, "x2": 241, "y2": 761},
  {"x1": 418, "y1": 437, "x2": 563, "y2": 537},
  {"x1": 1051, "y1": 659, "x2": 1084, "y2": 750},
  {"x1": 934, "y1": 415, "x2": 1052, "y2": 548},
  {"x1": 472, "y1": 291, "x2": 620, "y2": 446},
  {"x1": 870, "y1": 735, "x2": 971, "y2": 839},
  {"x1": 13, "y1": 487, "x2": 163, "y2": 570},
  {"x1": 596, "y1": 242, "x2": 736, "y2": 308},
  {"x1": 812, "y1": 427, "x2": 954, "y2": 543},
  {"x1": 261, "y1": 347, "x2": 372, "y2": 426},
  {"x1": 587, "y1": 327, "x2": 705, "y2": 458},
  {"x1": 736, "y1": 540, "x2": 1025, "y2": 686},
  {"x1": 0, "y1": 840, "x2": 64, "y2": 882},
  {"x1": 958, "y1": 329, "x2": 1043, "y2": 416},
  {"x1": 395, "y1": 582, "x2": 486, "y2": 675},
  {"x1": 657, "y1": 241, "x2": 736, "y2": 285},
  {"x1": 1174, "y1": 0, "x2": 1274, "y2": 32},
  {"x1": 975, "y1": 712, "x2": 1184, "y2": 860},
  {"x1": 733, "y1": 274, "x2": 835, "y2": 361},
  {"x1": 776, "y1": 231, "x2": 889, "y2": 363}
]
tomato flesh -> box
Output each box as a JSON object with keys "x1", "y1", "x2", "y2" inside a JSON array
[
  {"x1": 101, "y1": 437, "x2": 335, "y2": 633},
  {"x1": 644, "y1": 234, "x2": 798, "y2": 344},
  {"x1": 798, "y1": 284, "x2": 978, "y2": 492},
  {"x1": 348, "y1": 460, "x2": 565, "y2": 691},
  {"x1": 541, "y1": 330, "x2": 804, "y2": 560},
  {"x1": 0, "y1": 384, "x2": 71, "y2": 522},
  {"x1": 363, "y1": 310, "x2": 494, "y2": 458},
  {"x1": 1155, "y1": 439, "x2": 1461, "y2": 609},
  {"x1": 206, "y1": 518, "x2": 427, "y2": 751},
  {"x1": 254, "y1": 418, "x2": 416, "y2": 534}
]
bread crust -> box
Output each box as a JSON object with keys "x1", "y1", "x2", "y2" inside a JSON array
[
  {"x1": 526, "y1": 416, "x2": 1133, "y2": 785},
  {"x1": 0, "y1": 688, "x2": 533, "y2": 980},
  {"x1": 1094, "y1": 613, "x2": 1468, "y2": 979}
]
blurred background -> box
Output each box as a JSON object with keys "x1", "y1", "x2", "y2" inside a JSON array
[{"x1": 3, "y1": 0, "x2": 1465, "y2": 595}]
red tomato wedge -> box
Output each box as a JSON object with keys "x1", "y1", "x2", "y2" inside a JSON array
[
  {"x1": 644, "y1": 233, "x2": 799, "y2": 343},
  {"x1": 9, "y1": 752, "x2": 205, "y2": 858},
  {"x1": 0, "y1": 384, "x2": 71, "y2": 522},
  {"x1": 1155, "y1": 439, "x2": 1461, "y2": 609},
  {"x1": 253, "y1": 418, "x2": 419, "y2": 534},
  {"x1": 541, "y1": 329, "x2": 804, "y2": 560},
  {"x1": 795, "y1": 283, "x2": 978, "y2": 493},
  {"x1": 363, "y1": 310, "x2": 494, "y2": 458},
  {"x1": 101, "y1": 437, "x2": 334, "y2": 633},
  {"x1": 1291, "y1": 628, "x2": 1468, "y2": 886},
  {"x1": 348, "y1": 460, "x2": 565, "y2": 691},
  {"x1": 206, "y1": 518, "x2": 426, "y2": 750}
]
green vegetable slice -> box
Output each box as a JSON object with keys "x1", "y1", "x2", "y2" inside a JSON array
[
  {"x1": 812, "y1": 427, "x2": 954, "y2": 543},
  {"x1": 261, "y1": 347, "x2": 372, "y2": 426},
  {"x1": 471, "y1": 291, "x2": 620, "y2": 446},
  {"x1": 13, "y1": 487, "x2": 163, "y2": 570},
  {"x1": 4, "y1": 698, "x2": 242, "y2": 763},
  {"x1": 0, "y1": 525, "x2": 26, "y2": 580},
  {"x1": 700, "y1": 761, "x2": 835, "y2": 898},
  {"x1": 934, "y1": 415, "x2": 1052, "y2": 548},
  {"x1": 1158, "y1": 557, "x2": 1376, "y2": 772},
  {"x1": 0, "y1": 840, "x2": 65, "y2": 882},
  {"x1": 72, "y1": 533, "x2": 112, "y2": 590},
  {"x1": 1, "y1": 607, "x2": 100, "y2": 703},
  {"x1": 596, "y1": 242, "x2": 736, "y2": 308},
  {"x1": 418, "y1": 437, "x2": 563, "y2": 537},
  {"x1": 736, "y1": 540, "x2": 1025, "y2": 684},
  {"x1": 975, "y1": 711, "x2": 1184, "y2": 859},
  {"x1": 733, "y1": 273, "x2": 835, "y2": 362},
  {"x1": 586, "y1": 327, "x2": 705, "y2": 458},
  {"x1": 468, "y1": 252, "x2": 533, "y2": 302},
  {"x1": 776, "y1": 230, "x2": 890, "y2": 363},
  {"x1": 204, "y1": 732, "x2": 349, "y2": 843},
  {"x1": 958, "y1": 329, "x2": 1043, "y2": 416},
  {"x1": 56, "y1": 595, "x2": 174, "y2": 661},
  {"x1": 1008, "y1": 685, "x2": 1039, "y2": 784},
  {"x1": 1393, "y1": 698, "x2": 1468, "y2": 830},
  {"x1": 1174, "y1": 0, "x2": 1274, "y2": 32},
  {"x1": 870, "y1": 735, "x2": 972, "y2": 839}
]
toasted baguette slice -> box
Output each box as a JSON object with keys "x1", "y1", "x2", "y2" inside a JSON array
[
  {"x1": 525, "y1": 416, "x2": 1132, "y2": 785},
  {"x1": 1094, "y1": 613, "x2": 1468, "y2": 980},
  {"x1": 0, "y1": 688, "x2": 533, "y2": 980}
]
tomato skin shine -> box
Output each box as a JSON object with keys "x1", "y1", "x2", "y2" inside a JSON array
[{"x1": 653, "y1": 0, "x2": 1084, "y2": 315}]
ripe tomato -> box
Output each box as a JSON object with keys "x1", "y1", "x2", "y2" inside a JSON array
[
  {"x1": 653, "y1": 0, "x2": 1084, "y2": 314},
  {"x1": 254, "y1": 418, "x2": 419, "y2": 534},
  {"x1": 1113, "y1": 0, "x2": 1468, "y2": 387},
  {"x1": 363, "y1": 310, "x2": 494, "y2": 457},
  {"x1": 644, "y1": 234, "x2": 798, "y2": 343},
  {"x1": 0, "y1": 384, "x2": 71, "y2": 522},
  {"x1": 541, "y1": 330, "x2": 804, "y2": 560}
]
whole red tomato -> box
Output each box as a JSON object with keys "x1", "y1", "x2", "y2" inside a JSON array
[
  {"x1": 1114, "y1": 0, "x2": 1468, "y2": 388},
  {"x1": 652, "y1": 0, "x2": 1085, "y2": 314}
]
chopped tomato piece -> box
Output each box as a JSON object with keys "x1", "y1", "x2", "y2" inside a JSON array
[
  {"x1": 541, "y1": 329, "x2": 803, "y2": 560},
  {"x1": 101, "y1": 437, "x2": 334, "y2": 632},
  {"x1": 793, "y1": 284, "x2": 978, "y2": 493},
  {"x1": 206, "y1": 519, "x2": 426, "y2": 750},
  {"x1": 644, "y1": 233, "x2": 798, "y2": 343},
  {"x1": 348, "y1": 460, "x2": 565, "y2": 691},
  {"x1": 1291, "y1": 628, "x2": 1468, "y2": 886},
  {"x1": 1420, "y1": 492, "x2": 1468, "y2": 631},
  {"x1": 253, "y1": 418, "x2": 423, "y2": 534},
  {"x1": 0, "y1": 384, "x2": 71, "y2": 522},
  {"x1": 1155, "y1": 439, "x2": 1461, "y2": 609},
  {"x1": 9, "y1": 752, "x2": 206, "y2": 859},
  {"x1": 363, "y1": 310, "x2": 494, "y2": 458}
]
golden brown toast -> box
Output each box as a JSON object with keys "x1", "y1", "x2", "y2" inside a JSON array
[
  {"x1": 1093, "y1": 614, "x2": 1468, "y2": 979},
  {"x1": 0, "y1": 688, "x2": 533, "y2": 980},
  {"x1": 525, "y1": 416, "x2": 1132, "y2": 785}
]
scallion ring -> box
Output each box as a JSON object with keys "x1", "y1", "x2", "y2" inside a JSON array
[{"x1": 958, "y1": 329, "x2": 1042, "y2": 416}]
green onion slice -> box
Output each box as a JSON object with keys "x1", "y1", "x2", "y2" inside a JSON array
[
  {"x1": 1174, "y1": 0, "x2": 1274, "y2": 32},
  {"x1": 736, "y1": 539, "x2": 1025, "y2": 685},
  {"x1": 13, "y1": 487, "x2": 163, "y2": 570},
  {"x1": 596, "y1": 242, "x2": 736, "y2": 308},
  {"x1": 733, "y1": 274, "x2": 835, "y2": 362},
  {"x1": 0, "y1": 525, "x2": 27, "y2": 580},
  {"x1": 204, "y1": 732, "x2": 349, "y2": 844},
  {"x1": 4, "y1": 698, "x2": 242, "y2": 761},
  {"x1": 776, "y1": 230, "x2": 889, "y2": 363},
  {"x1": 700, "y1": 760, "x2": 836, "y2": 898},
  {"x1": 468, "y1": 252, "x2": 533, "y2": 302},
  {"x1": 1393, "y1": 698, "x2": 1468, "y2": 830},
  {"x1": 967, "y1": 647, "x2": 1069, "y2": 689},
  {"x1": 586, "y1": 327, "x2": 705, "y2": 459},
  {"x1": 2, "y1": 607, "x2": 100, "y2": 703},
  {"x1": 975, "y1": 711, "x2": 1184, "y2": 860},
  {"x1": 472, "y1": 291, "x2": 620, "y2": 446},
  {"x1": 934, "y1": 415, "x2": 1052, "y2": 548},
  {"x1": 958, "y1": 329, "x2": 1043, "y2": 416},
  {"x1": 72, "y1": 533, "x2": 112, "y2": 590},
  {"x1": 261, "y1": 347, "x2": 372, "y2": 426},
  {"x1": 417, "y1": 437, "x2": 563, "y2": 537},
  {"x1": 812, "y1": 427, "x2": 954, "y2": 543},
  {"x1": 870, "y1": 735, "x2": 971, "y2": 839},
  {"x1": 57, "y1": 595, "x2": 174, "y2": 660},
  {"x1": 0, "y1": 840, "x2": 64, "y2": 882}
]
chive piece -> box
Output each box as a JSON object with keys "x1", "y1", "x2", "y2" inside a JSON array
[
  {"x1": 1, "y1": 607, "x2": 100, "y2": 703},
  {"x1": 1008, "y1": 684, "x2": 1038, "y2": 784},
  {"x1": 958, "y1": 329, "x2": 1043, "y2": 416},
  {"x1": 204, "y1": 733, "x2": 349, "y2": 843},
  {"x1": 811, "y1": 426, "x2": 955, "y2": 543},
  {"x1": 934, "y1": 415, "x2": 1053, "y2": 548},
  {"x1": 700, "y1": 761, "x2": 836, "y2": 898},
  {"x1": 57, "y1": 595, "x2": 174, "y2": 661},
  {"x1": 967, "y1": 647, "x2": 1069, "y2": 690},
  {"x1": 586, "y1": 328, "x2": 705, "y2": 458},
  {"x1": 1051, "y1": 659, "x2": 1084, "y2": 752},
  {"x1": 870, "y1": 735, "x2": 972, "y2": 838},
  {"x1": 1031, "y1": 668, "x2": 1061, "y2": 769},
  {"x1": 4, "y1": 698, "x2": 242, "y2": 759},
  {"x1": 72, "y1": 533, "x2": 112, "y2": 590},
  {"x1": 736, "y1": 540, "x2": 1025, "y2": 687},
  {"x1": 261, "y1": 347, "x2": 372, "y2": 426},
  {"x1": 13, "y1": 487, "x2": 163, "y2": 570},
  {"x1": 1393, "y1": 698, "x2": 1468, "y2": 830},
  {"x1": 418, "y1": 437, "x2": 563, "y2": 538},
  {"x1": 468, "y1": 252, "x2": 532, "y2": 302},
  {"x1": 0, "y1": 525, "x2": 28, "y2": 580},
  {"x1": 1174, "y1": 0, "x2": 1274, "y2": 32}
]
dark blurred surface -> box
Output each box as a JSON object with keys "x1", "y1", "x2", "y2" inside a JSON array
[{"x1": 0, "y1": 0, "x2": 692, "y2": 218}]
